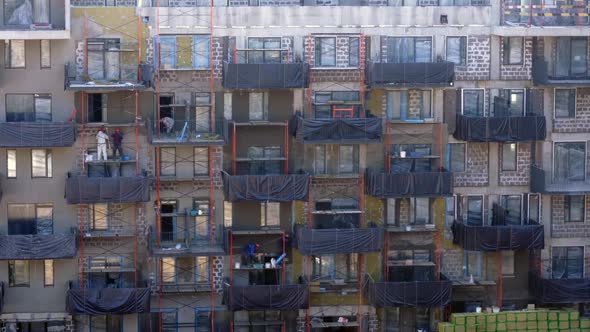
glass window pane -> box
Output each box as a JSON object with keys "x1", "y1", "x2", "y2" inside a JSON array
[
  {"x1": 44, "y1": 260, "x2": 54, "y2": 286},
  {"x1": 447, "y1": 37, "x2": 465, "y2": 65},
  {"x1": 502, "y1": 252, "x2": 515, "y2": 276},
  {"x1": 555, "y1": 89, "x2": 576, "y2": 118},
  {"x1": 159, "y1": 37, "x2": 176, "y2": 70},
  {"x1": 463, "y1": 90, "x2": 484, "y2": 116},
  {"x1": 554, "y1": 142, "x2": 585, "y2": 181},
  {"x1": 6, "y1": 94, "x2": 34, "y2": 122},
  {"x1": 349, "y1": 37, "x2": 359, "y2": 67},
  {"x1": 415, "y1": 38, "x2": 432, "y2": 63},
  {"x1": 196, "y1": 257, "x2": 208, "y2": 283},
  {"x1": 194, "y1": 147, "x2": 208, "y2": 176},
  {"x1": 450, "y1": 143, "x2": 465, "y2": 172},
  {"x1": 339, "y1": 145, "x2": 354, "y2": 174},
  {"x1": 314, "y1": 146, "x2": 326, "y2": 174},
  {"x1": 6, "y1": 40, "x2": 25, "y2": 68},
  {"x1": 414, "y1": 198, "x2": 430, "y2": 225},
  {"x1": 528, "y1": 194, "x2": 540, "y2": 223},
  {"x1": 249, "y1": 92, "x2": 264, "y2": 120},
  {"x1": 571, "y1": 38, "x2": 587, "y2": 76},
  {"x1": 504, "y1": 37, "x2": 523, "y2": 65},
  {"x1": 36, "y1": 204, "x2": 53, "y2": 235},
  {"x1": 502, "y1": 195, "x2": 521, "y2": 225},
  {"x1": 565, "y1": 195, "x2": 585, "y2": 222},
  {"x1": 31, "y1": 149, "x2": 48, "y2": 177},
  {"x1": 40, "y1": 40, "x2": 50, "y2": 68},
  {"x1": 502, "y1": 143, "x2": 517, "y2": 171},
  {"x1": 467, "y1": 197, "x2": 483, "y2": 226},
  {"x1": 35, "y1": 96, "x2": 51, "y2": 122},
  {"x1": 7, "y1": 150, "x2": 16, "y2": 178},
  {"x1": 92, "y1": 204, "x2": 109, "y2": 230},
  {"x1": 162, "y1": 258, "x2": 176, "y2": 283},
  {"x1": 193, "y1": 36, "x2": 210, "y2": 68},
  {"x1": 9, "y1": 260, "x2": 29, "y2": 287},
  {"x1": 7, "y1": 203, "x2": 35, "y2": 235},
  {"x1": 317, "y1": 38, "x2": 336, "y2": 67}
]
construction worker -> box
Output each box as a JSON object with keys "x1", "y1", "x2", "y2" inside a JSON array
[
  {"x1": 111, "y1": 128, "x2": 124, "y2": 159},
  {"x1": 160, "y1": 116, "x2": 174, "y2": 134},
  {"x1": 96, "y1": 128, "x2": 110, "y2": 161},
  {"x1": 242, "y1": 243, "x2": 261, "y2": 266}
]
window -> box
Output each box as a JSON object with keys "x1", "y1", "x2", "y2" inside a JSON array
[
  {"x1": 389, "y1": 198, "x2": 433, "y2": 226},
  {"x1": 249, "y1": 92, "x2": 269, "y2": 121},
  {"x1": 261, "y1": 202, "x2": 280, "y2": 227},
  {"x1": 44, "y1": 260, "x2": 54, "y2": 287},
  {"x1": 160, "y1": 147, "x2": 176, "y2": 176},
  {"x1": 195, "y1": 308, "x2": 213, "y2": 331},
  {"x1": 91, "y1": 315, "x2": 122, "y2": 332},
  {"x1": 503, "y1": 37, "x2": 523, "y2": 65},
  {"x1": 499, "y1": 89, "x2": 525, "y2": 116},
  {"x1": 248, "y1": 146, "x2": 281, "y2": 175},
  {"x1": 194, "y1": 147, "x2": 209, "y2": 176},
  {"x1": 462, "y1": 89, "x2": 485, "y2": 117},
  {"x1": 5, "y1": 40, "x2": 25, "y2": 68},
  {"x1": 6, "y1": 94, "x2": 51, "y2": 122},
  {"x1": 390, "y1": 144, "x2": 432, "y2": 173},
  {"x1": 446, "y1": 37, "x2": 467, "y2": 65},
  {"x1": 90, "y1": 204, "x2": 109, "y2": 231},
  {"x1": 467, "y1": 196, "x2": 483, "y2": 226},
  {"x1": 501, "y1": 251, "x2": 515, "y2": 276},
  {"x1": 89, "y1": 256, "x2": 122, "y2": 271},
  {"x1": 556, "y1": 37, "x2": 587, "y2": 77},
  {"x1": 552, "y1": 246, "x2": 584, "y2": 279},
  {"x1": 554, "y1": 142, "x2": 585, "y2": 182},
  {"x1": 7, "y1": 150, "x2": 16, "y2": 178},
  {"x1": 313, "y1": 91, "x2": 360, "y2": 118},
  {"x1": 387, "y1": 90, "x2": 432, "y2": 120},
  {"x1": 195, "y1": 257, "x2": 209, "y2": 283},
  {"x1": 348, "y1": 37, "x2": 360, "y2": 67},
  {"x1": 501, "y1": 195, "x2": 522, "y2": 225},
  {"x1": 194, "y1": 200, "x2": 209, "y2": 240},
  {"x1": 162, "y1": 257, "x2": 176, "y2": 283},
  {"x1": 88, "y1": 39, "x2": 121, "y2": 81},
  {"x1": 161, "y1": 310, "x2": 178, "y2": 332},
  {"x1": 224, "y1": 201, "x2": 232, "y2": 227},
  {"x1": 312, "y1": 254, "x2": 358, "y2": 282},
  {"x1": 565, "y1": 195, "x2": 585, "y2": 223},
  {"x1": 339, "y1": 145, "x2": 355, "y2": 174},
  {"x1": 315, "y1": 37, "x2": 336, "y2": 67},
  {"x1": 385, "y1": 37, "x2": 432, "y2": 63},
  {"x1": 414, "y1": 198, "x2": 432, "y2": 225},
  {"x1": 9, "y1": 260, "x2": 29, "y2": 287},
  {"x1": 247, "y1": 37, "x2": 281, "y2": 64},
  {"x1": 448, "y1": 143, "x2": 466, "y2": 172},
  {"x1": 31, "y1": 149, "x2": 52, "y2": 178},
  {"x1": 501, "y1": 143, "x2": 517, "y2": 171},
  {"x1": 4, "y1": 0, "x2": 49, "y2": 25},
  {"x1": 464, "y1": 251, "x2": 482, "y2": 278},
  {"x1": 555, "y1": 89, "x2": 576, "y2": 118},
  {"x1": 8, "y1": 203, "x2": 53, "y2": 235},
  {"x1": 446, "y1": 196, "x2": 456, "y2": 227},
  {"x1": 528, "y1": 193, "x2": 540, "y2": 223},
  {"x1": 314, "y1": 145, "x2": 326, "y2": 174},
  {"x1": 194, "y1": 92, "x2": 211, "y2": 133},
  {"x1": 40, "y1": 40, "x2": 50, "y2": 68}
]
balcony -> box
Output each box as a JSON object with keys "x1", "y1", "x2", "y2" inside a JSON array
[
  {"x1": 294, "y1": 226, "x2": 383, "y2": 255},
  {"x1": 64, "y1": 63, "x2": 153, "y2": 92},
  {"x1": 292, "y1": 115, "x2": 382, "y2": 144},
  {"x1": 367, "y1": 62, "x2": 454, "y2": 88},
  {"x1": 148, "y1": 117, "x2": 227, "y2": 146},
  {"x1": 502, "y1": 3, "x2": 590, "y2": 27},
  {"x1": 452, "y1": 220, "x2": 544, "y2": 251},
  {"x1": 149, "y1": 221, "x2": 225, "y2": 257},
  {"x1": 530, "y1": 165, "x2": 590, "y2": 194},
  {"x1": 223, "y1": 50, "x2": 309, "y2": 89},
  {"x1": 0, "y1": 229, "x2": 77, "y2": 260},
  {"x1": 0, "y1": 0, "x2": 69, "y2": 39},
  {"x1": 532, "y1": 57, "x2": 590, "y2": 86},
  {"x1": 0, "y1": 122, "x2": 75, "y2": 148},
  {"x1": 66, "y1": 282, "x2": 150, "y2": 315},
  {"x1": 222, "y1": 173, "x2": 310, "y2": 202},
  {"x1": 365, "y1": 170, "x2": 452, "y2": 198},
  {"x1": 530, "y1": 273, "x2": 590, "y2": 303},
  {"x1": 225, "y1": 284, "x2": 309, "y2": 311},
  {"x1": 454, "y1": 114, "x2": 546, "y2": 142},
  {"x1": 65, "y1": 175, "x2": 150, "y2": 204},
  {"x1": 365, "y1": 274, "x2": 452, "y2": 308}
]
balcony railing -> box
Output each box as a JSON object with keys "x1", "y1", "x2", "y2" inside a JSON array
[
  {"x1": 0, "y1": 229, "x2": 77, "y2": 260},
  {"x1": 149, "y1": 225, "x2": 225, "y2": 257},
  {"x1": 529, "y1": 272, "x2": 590, "y2": 303},
  {"x1": 365, "y1": 170, "x2": 452, "y2": 198},
  {"x1": 148, "y1": 117, "x2": 227, "y2": 146},
  {"x1": 65, "y1": 175, "x2": 151, "y2": 204},
  {"x1": 0, "y1": 122, "x2": 75, "y2": 148},
  {"x1": 222, "y1": 173, "x2": 310, "y2": 202},
  {"x1": 64, "y1": 63, "x2": 153, "y2": 92},
  {"x1": 66, "y1": 282, "x2": 150, "y2": 315},
  {"x1": 223, "y1": 61, "x2": 309, "y2": 89},
  {"x1": 367, "y1": 62, "x2": 454, "y2": 88},
  {"x1": 452, "y1": 219, "x2": 544, "y2": 251},
  {"x1": 532, "y1": 57, "x2": 590, "y2": 86},
  {"x1": 365, "y1": 274, "x2": 452, "y2": 307},
  {"x1": 140, "y1": 0, "x2": 490, "y2": 5},
  {"x1": 292, "y1": 115, "x2": 382, "y2": 144},
  {"x1": 503, "y1": 3, "x2": 590, "y2": 26},
  {"x1": 454, "y1": 113, "x2": 546, "y2": 142},
  {"x1": 225, "y1": 284, "x2": 309, "y2": 311},
  {"x1": 530, "y1": 165, "x2": 590, "y2": 194},
  {"x1": 294, "y1": 226, "x2": 383, "y2": 255}
]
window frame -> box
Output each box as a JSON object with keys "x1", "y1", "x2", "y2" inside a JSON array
[
  {"x1": 90, "y1": 203, "x2": 109, "y2": 231},
  {"x1": 6, "y1": 93, "x2": 52, "y2": 122},
  {"x1": 503, "y1": 37, "x2": 524, "y2": 65},
  {"x1": 260, "y1": 201, "x2": 280, "y2": 228},
  {"x1": 40, "y1": 40, "x2": 51, "y2": 69},
  {"x1": 314, "y1": 37, "x2": 337, "y2": 68},
  {"x1": 5, "y1": 40, "x2": 25, "y2": 69},
  {"x1": 552, "y1": 141, "x2": 587, "y2": 182},
  {"x1": 31, "y1": 149, "x2": 52, "y2": 178},
  {"x1": 461, "y1": 88, "x2": 485, "y2": 116},
  {"x1": 463, "y1": 251, "x2": 483, "y2": 278},
  {"x1": 44, "y1": 260, "x2": 54, "y2": 287},
  {"x1": 564, "y1": 195, "x2": 585, "y2": 223},
  {"x1": 385, "y1": 36, "x2": 433, "y2": 64},
  {"x1": 501, "y1": 143, "x2": 518, "y2": 172},
  {"x1": 448, "y1": 143, "x2": 466, "y2": 172},
  {"x1": 551, "y1": 245, "x2": 585, "y2": 279},
  {"x1": 386, "y1": 89, "x2": 433, "y2": 121},
  {"x1": 446, "y1": 36, "x2": 467, "y2": 66},
  {"x1": 554, "y1": 88, "x2": 576, "y2": 119},
  {"x1": 466, "y1": 195, "x2": 484, "y2": 226},
  {"x1": 193, "y1": 147, "x2": 209, "y2": 177},
  {"x1": 87, "y1": 38, "x2": 121, "y2": 81},
  {"x1": 159, "y1": 147, "x2": 176, "y2": 177},
  {"x1": 7, "y1": 149, "x2": 16, "y2": 178},
  {"x1": 8, "y1": 260, "x2": 30, "y2": 287},
  {"x1": 501, "y1": 251, "x2": 515, "y2": 277}
]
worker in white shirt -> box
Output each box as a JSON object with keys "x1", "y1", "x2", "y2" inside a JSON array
[
  {"x1": 160, "y1": 116, "x2": 174, "y2": 134},
  {"x1": 96, "y1": 128, "x2": 110, "y2": 161}
]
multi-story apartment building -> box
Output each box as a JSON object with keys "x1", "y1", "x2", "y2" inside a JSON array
[{"x1": 0, "y1": 0, "x2": 587, "y2": 331}]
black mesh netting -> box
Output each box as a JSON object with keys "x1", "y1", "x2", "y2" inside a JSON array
[
  {"x1": 0, "y1": 122, "x2": 75, "y2": 147},
  {"x1": 222, "y1": 173, "x2": 309, "y2": 202},
  {"x1": 66, "y1": 288, "x2": 150, "y2": 315},
  {"x1": 66, "y1": 176, "x2": 150, "y2": 204}
]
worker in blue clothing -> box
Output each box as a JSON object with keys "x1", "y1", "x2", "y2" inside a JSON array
[{"x1": 242, "y1": 243, "x2": 261, "y2": 266}]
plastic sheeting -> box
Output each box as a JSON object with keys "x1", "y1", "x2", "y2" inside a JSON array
[
  {"x1": 0, "y1": 233, "x2": 77, "y2": 260},
  {"x1": 66, "y1": 288, "x2": 150, "y2": 315},
  {"x1": 452, "y1": 221, "x2": 544, "y2": 251},
  {"x1": 0, "y1": 122, "x2": 75, "y2": 147},
  {"x1": 222, "y1": 173, "x2": 310, "y2": 202},
  {"x1": 529, "y1": 273, "x2": 590, "y2": 303},
  {"x1": 366, "y1": 171, "x2": 452, "y2": 198},
  {"x1": 368, "y1": 62, "x2": 455, "y2": 87},
  {"x1": 454, "y1": 114, "x2": 546, "y2": 142},
  {"x1": 225, "y1": 284, "x2": 309, "y2": 311},
  {"x1": 66, "y1": 176, "x2": 150, "y2": 204},
  {"x1": 366, "y1": 278, "x2": 452, "y2": 307},
  {"x1": 223, "y1": 63, "x2": 309, "y2": 89},
  {"x1": 294, "y1": 227, "x2": 383, "y2": 255},
  {"x1": 292, "y1": 116, "x2": 382, "y2": 143}
]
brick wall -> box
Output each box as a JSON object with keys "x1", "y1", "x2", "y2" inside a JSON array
[
  {"x1": 500, "y1": 37, "x2": 533, "y2": 80},
  {"x1": 454, "y1": 143, "x2": 489, "y2": 187},
  {"x1": 455, "y1": 36, "x2": 491, "y2": 81},
  {"x1": 551, "y1": 195, "x2": 590, "y2": 238},
  {"x1": 499, "y1": 143, "x2": 531, "y2": 186},
  {"x1": 441, "y1": 248, "x2": 464, "y2": 280},
  {"x1": 553, "y1": 88, "x2": 590, "y2": 133}
]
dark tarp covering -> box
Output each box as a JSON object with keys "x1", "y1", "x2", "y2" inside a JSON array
[
  {"x1": 222, "y1": 173, "x2": 310, "y2": 202},
  {"x1": 294, "y1": 227, "x2": 383, "y2": 255},
  {"x1": 366, "y1": 171, "x2": 452, "y2": 198},
  {"x1": 293, "y1": 116, "x2": 382, "y2": 143},
  {"x1": 529, "y1": 273, "x2": 590, "y2": 303},
  {"x1": 366, "y1": 278, "x2": 452, "y2": 307},
  {"x1": 223, "y1": 63, "x2": 309, "y2": 89},
  {"x1": 66, "y1": 176, "x2": 150, "y2": 204},
  {"x1": 0, "y1": 233, "x2": 77, "y2": 260},
  {"x1": 225, "y1": 284, "x2": 309, "y2": 311},
  {"x1": 452, "y1": 221, "x2": 544, "y2": 251},
  {"x1": 66, "y1": 288, "x2": 150, "y2": 315},
  {"x1": 0, "y1": 122, "x2": 75, "y2": 147},
  {"x1": 454, "y1": 114, "x2": 546, "y2": 142},
  {"x1": 368, "y1": 62, "x2": 454, "y2": 87}
]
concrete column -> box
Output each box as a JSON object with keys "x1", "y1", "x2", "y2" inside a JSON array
[{"x1": 490, "y1": 35, "x2": 501, "y2": 81}]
